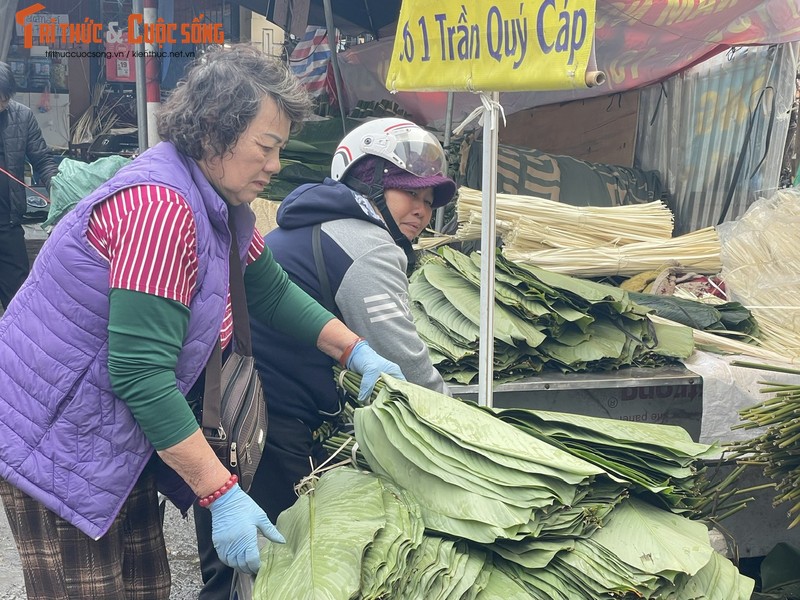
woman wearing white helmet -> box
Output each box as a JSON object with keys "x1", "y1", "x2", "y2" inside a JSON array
[
  {"x1": 330, "y1": 117, "x2": 456, "y2": 270},
  {"x1": 193, "y1": 117, "x2": 457, "y2": 599}
]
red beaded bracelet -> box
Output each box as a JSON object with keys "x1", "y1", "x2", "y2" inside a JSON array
[
  {"x1": 198, "y1": 474, "x2": 238, "y2": 508},
  {"x1": 339, "y1": 337, "x2": 366, "y2": 367}
]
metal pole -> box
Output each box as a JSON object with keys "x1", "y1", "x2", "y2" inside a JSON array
[
  {"x1": 434, "y1": 91, "x2": 455, "y2": 232},
  {"x1": 144, "y1": 0, "x2": 161, "y2": 148},
  {"x1": 133, "y1": 0, "x2": 148, "y2": 152},
  {"x1": 322, "y1": 0, "x2": 348, "y2": 137},
  {"x1": 477, "y1": 91, "x2": 500, "y2": 408}
]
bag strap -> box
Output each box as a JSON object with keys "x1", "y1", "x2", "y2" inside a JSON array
[
  {"x1": 201, "y1": 212, "x2": 253, "y2": 431},
  {"x1": 202, "y1": 342, "x2": 223, "y2": 431},
  {"x1": 312, "y1": 224, "x2": 347, "y2": 418},
  {"x1": 312, "y1": 223, "x2": 338, "y2": 315},
  {"x1": 228, "y1": 222, "x2": 253, "y2": 356}
]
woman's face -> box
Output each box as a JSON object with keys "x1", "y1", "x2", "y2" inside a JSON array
[
  {"x1": 198, "y1": 96, "x2": 290, "y2": 206},
  {"x1": 383, "y1": 187, "x2": 435, "y2": 240}
]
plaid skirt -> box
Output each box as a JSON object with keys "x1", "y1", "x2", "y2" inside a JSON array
[{"x1": 0, "y1": 467, "x2": 171, "y2": 600}]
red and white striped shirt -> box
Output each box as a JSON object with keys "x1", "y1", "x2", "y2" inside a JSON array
[{"x1": 87, "y1": 184, "x2": 264, "y2": 348}]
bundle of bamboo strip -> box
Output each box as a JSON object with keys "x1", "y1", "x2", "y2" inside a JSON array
[
  {"x1": 719, "y1": 188, "x2": 800, "y2": 360},
  {"x1": 503, "y1": 226, "x2": 721, "y2": 277},
  {"x1": 414, "y1": 232, "x2": 456, "y2": 251},
  {"x1": 455, "y1": 187, "x2": 674, "y2": 250},
  {"x1": 648, "y1": 314, "x2": 798, "y2": 365},
  {"x1": 452, "y1": 210, "x2": 516, "y2": 241}
]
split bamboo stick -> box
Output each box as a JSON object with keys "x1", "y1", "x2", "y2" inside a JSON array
[
  {"x1": 504, "y1": 227, "x2": 721, "y2": 277},
  {"x1": 455, "y1": 187, "x2": 674, "y2": 250}
]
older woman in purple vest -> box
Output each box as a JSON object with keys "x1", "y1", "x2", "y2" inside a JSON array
[{"x1": 0, "y1": 44, "x2": 403, "y2": 599}]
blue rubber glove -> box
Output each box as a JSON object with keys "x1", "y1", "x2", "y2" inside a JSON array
[
  {"x1": 208, "y1": 483, "x2": 285, "y2": 574},
  {"x1": 346, "y1": 339, "x2": 406, "y2": 403}
]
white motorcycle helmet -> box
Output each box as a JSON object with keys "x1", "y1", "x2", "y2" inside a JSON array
[
  {"x1": 331, "y1": 118, "x2": 448, "y2": 185},
  {"x1": 331, "y1": 118, "x2": 453, "y2": 271}
]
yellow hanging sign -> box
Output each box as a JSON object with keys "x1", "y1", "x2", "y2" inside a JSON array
[{"x1": 386, "y1": 0, "x2": 600, "y2": 92}]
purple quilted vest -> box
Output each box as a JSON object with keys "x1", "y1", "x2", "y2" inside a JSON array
[{"x1": 0, "y1": 142, "x2": 255, "y2": 539}]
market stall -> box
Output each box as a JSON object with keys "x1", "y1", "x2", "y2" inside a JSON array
[
  {"x1": 266, "y1": 0, "x2": 800, "y2": 440},
  {"x1": 257, "y1": 0, "x2": 800, "y2": 587}
]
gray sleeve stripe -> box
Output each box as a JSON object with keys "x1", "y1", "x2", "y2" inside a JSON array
[
  {"x1": 370, "y1": 312, "x2": 405, "y2": 323},
  {"x1": 366, "y1": 302, "x2": 398, "y2": 313},
  {"x1": 363, "y1": 293, "x2": 391, "y2": 303}
]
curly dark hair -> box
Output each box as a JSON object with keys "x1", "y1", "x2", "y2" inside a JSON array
[{"x1": 157, "y1": 44, "x2": 313, "y2": 160}]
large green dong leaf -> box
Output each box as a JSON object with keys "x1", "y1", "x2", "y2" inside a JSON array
[{"x1": 254, "y1": 468, "x2": 386, "y2": 600}]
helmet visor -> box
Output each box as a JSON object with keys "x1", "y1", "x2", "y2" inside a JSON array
[{"x1": 362, "y1": 126, "x2": 447, "y2": 178}]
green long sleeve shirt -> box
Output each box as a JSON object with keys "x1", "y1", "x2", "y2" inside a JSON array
[{"x1": 107, "y1": 245, "x2": 334, "y2": 450}]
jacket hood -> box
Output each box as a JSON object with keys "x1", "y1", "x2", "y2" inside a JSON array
[{"x1": 276, "y1": 178, "x2": 385, "y2": 230}]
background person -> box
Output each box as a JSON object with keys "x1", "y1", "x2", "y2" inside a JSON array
[
  {"x1": 0, "y1": 61, "x2": 57, "y2": 309},
  {"x1": 194, "y1": 117, "x2": 455, "y2": 599},
  {"x1": 0, "y1": 45, "x2": 402, "y2": 600}
]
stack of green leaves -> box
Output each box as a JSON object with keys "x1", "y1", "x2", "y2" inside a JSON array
[
  {"x1": 257, "y1": 117, "x2": 367, "y2": 201},
  {"x1": 628, "y1": 292, "x2": 759, "y2": 339},
  {"x1": 354, "y1": 376, "x2": 624, "y2": 548},
  {"x1": 356, "y1": 377, "x2": 754, "y2": 598},
  {"x1": 494, "y1": 499, "x2": 753, "y2": 599},
  {"x1": 257, "y1": 138, "x2": 330, "y2": 201},
  {"x1": 254, "y1": 467, "x2": 532, "y2": 599},
  {"x1": 258, "y1": 376, "x2": 754, "y2": 599},
  {"x1": 493, "y1": 407, "x2": 720, "y2": 517},
  {"x1": 254, "y1": 469, "x2": 752, "y2": 599},
  {"x1": 255, "y1": 467, "x2": 425, "y2": 599},
  {"x1": 410, "y1": 247, "x2": 694, "y2": 384}
]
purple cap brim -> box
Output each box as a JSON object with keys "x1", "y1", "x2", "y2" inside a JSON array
[{"x1": 382, "y1": 171, "x2": 457, "y2": 208}]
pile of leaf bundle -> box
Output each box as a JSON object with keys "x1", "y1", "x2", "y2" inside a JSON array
[
  {"x1": 492, "y1": 407, "x2": 744, "y2": 521},
  {"x1": 354, "y1": 376, "x2": 625, "y2": 550},
  {"x1": 256, "y1": 467, "x2": 549, "y2": 599},
  {"x1": 626, "y1": 292, "x2": 759, "y2": 340},
  {"x1": 410, "y1": 247, "x2": 694, "y2": 384},
  {"x1": 257, "y1": 116, "x2": 372, "y2": 201},
  {"x1": 257, "y1": 375, "x2": 754, "y2": 599},
  {"x1": 257, "y1": 138, "x2": 330, "y2": 201}
]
